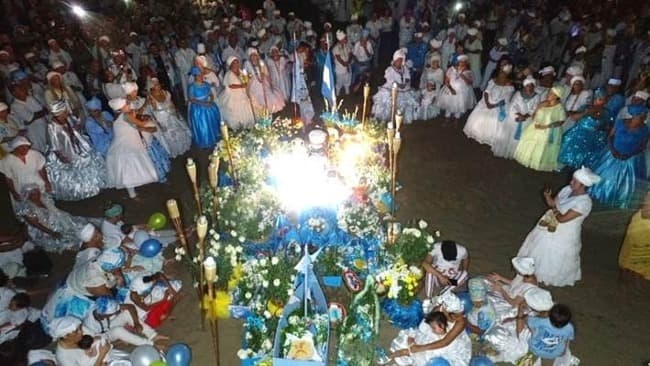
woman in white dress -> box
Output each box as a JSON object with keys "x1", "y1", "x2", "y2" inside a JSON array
[
  {"x1": 218, "y1": 57, "x2": 256, "y2": 130},
  {"x1": 147, "y1": 78, "x2": 192, "y2": 158},
  {"x1": 517, "y1": 167, "x2": 601, "y2": 287},
  {"x1": 389, "y1": 292, "x2": 472, "y2": 366},
  {"x1": 105, "y1": 98, "x2": 160, "y2": 200},
  {"x1": 492, "y1": 76, "x2": 541, "y2": 159},
  {"x1": 266, "y1": 46, "x2": 291, "y2": 102},
  {"x1": 485, "y1": 256, "x2": 539, "y2": 322},
  {"x1": 244, "y1": 47, "x2": 285, "y2": 114},
  {"x1": 438, "y1": 55, "x2": 475, "y2": 122},
  {"x1": 463, "y1": 63, "x2": 514, "y2": 146},
  {"x1": 418, "y1": 54, "x2": 444, "y2": 120},
  {"x1": 562, "y1": 76, "x2": 592, "y2": 131},
  {"x1": 44, "y1": 101, "x2": 107, "y2": 201},
  {"x1": 371, "y1": 48, "x2": 420, "y2": 124},
  {"x1": 44, "y1": 71, "x2": 84, "y2": 121}
]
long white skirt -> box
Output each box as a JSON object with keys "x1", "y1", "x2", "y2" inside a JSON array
[
  {"x1": 438, "y1": 84, "x2": 475, "y2": 117},
  {"x1": 463, "y1": 103, "x2": 503, "y2": 146},
  {"x1": 218, "y1": 88, "x2": 256, "y2": 130},
  {"x1": 517, "y1": 211, "x2": 582, "y2": 287},
  {"x1": 152, "y1": 109, "x2": 192, "y2": 158},
  {"x1": 371, "y1": 88, "x2": 420, "y2": 124},
  {"x1": 106, "y1": 140, "x2": 158, "y2": 189},
  {"x1": 492, "y1": 117, "x2": 532, "y2": 159}
]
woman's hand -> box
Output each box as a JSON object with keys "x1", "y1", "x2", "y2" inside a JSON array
[{"x1": 543, "y1": 187, "x2": 554, "y2": 206}]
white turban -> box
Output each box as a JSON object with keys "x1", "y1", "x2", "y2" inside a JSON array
[
  {"x1": 633, "y1": 90, "x2": 649, "y2": 101},
  {"x1": 467, "y1": 28, "x2": 479, "y2": 36},
  {"x1": 414, "y1": 32, "x2": 423, "y2": 38},
  {"x1": 457, "y1": 54, "x2": 469, "y2": 62},
  {"x1": 497, "y1": 37, "x2": 508, "y2": 46},
  {"x1": 511, "y1": 256, "x2": 535, "y2": 275},
  {"x1": 607, "y1": 78, "x2": 622, "y2": 86},
  {"x1": 196, "y1": 55, "x2": 208, "y2": 67},
  {"x1": 49, "y1": 316, "x2": 81, "y2": 339},
  {"x1": 9, "y1": 136, "x2": 31, "y2": 151},
  {"x1": 130, "y1": 275, "x2": 154, "y2": 295},
  {"x1": 573, "y1": 166, "x2": 601, "y2": 187},
  {"x1": 257, "y1": 29, "x2": 267, "y2": 38},
  {"x1": 570, "y1": 76, "x2": 585, "y2": 85},
  {"x1": 227, "y1": 56, "x2": 238, "y2": 67},
  {"x1": 24, "y1": 52, "x2": 35, "y2": 59},
  {"x1": 523, "y1": 76, "x2": 536, "y2": 87},
  {"x1": 324, "y1": 22, "x2": 332, "y2": 29},
  {"x1": 435, "y1": 291, "x2": 464, "y2": 313},
  {"x1": 78, "y1": 223, "x2": 96, "y2": 242},
  {"x1": 99, "y1": 35, "x2": 110, "y2": 43},
  {"x1": 351, "y1": 14, "x2": 358, "y2": 21},
  {"x1": 392, "y1": 49, "x2": 406, "y2": 61},
  {"x1": 566, "y1": 65, "x2": 583, "y2": 76},
  {"x1": 304, "y1": 21, "x2": 312, "y2": 29},
  {"x1": 122, "y1": 82, "x2": 138, "y2": 95},
  {"x1": 430, "y1": 39, "x2": 442, "y2": 48},
  {"x1": 539, "y1": 66, "x2": 555, "y2": 76},
  {"x1": 273, "y1": 10, "x2": 281, "y2": 15},
  {"x1": 247, "y1": 47, "x2": 259, "y2": 57},
  {"x1": 574, "y1": 46, "x2": 587, "y2": 54},
  {"x1": 129, "y1": 31, "x2": 138, "y2": 37},
  {"x1": 524, "y1": 288, "x2": 554, "y2": 312},
  {"x1": 197, "y1": 43, "x2": 206, "y2": 54},
  {"x1": 256, "y1": 9, "x2": 263, "y2": 15},
  {"x1": 336, "y1": 30, "x2": 346, "y2": 41},
  {"x1": 108, "y1": 98, "x2": 127, "y2": 111},
  {"x1": 46, "y1": 71, "x2": 61, "y2": 81}
]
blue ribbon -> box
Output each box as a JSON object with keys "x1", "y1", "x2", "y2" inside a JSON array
[
  {"x1": 497, "y1": 103, "x2": 507, "y2": 122},
  {"x1": 548, "y1": 126, "x2": 557, "y2": 144},
  {"x1": 514, "y1": 121, "x2": 524, "y2": 140}
]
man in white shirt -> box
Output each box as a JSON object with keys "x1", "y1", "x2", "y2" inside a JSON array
[
  {"x1": 346, "y1": 14, "x2": 363, "y2": 45},
  {"x1": 422, "y1": 240, "x2": 470, "y2": 297},
  {"x1": 174, "y1": 39, "x2": 197, "y2": 102},
  {"x1": 333, "y1": 30, "x2": 353, "y2": 95}
]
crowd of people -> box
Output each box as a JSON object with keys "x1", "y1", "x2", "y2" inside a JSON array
[{"x1": 0, "y1": 0, "x2": 649, "y2": 365}]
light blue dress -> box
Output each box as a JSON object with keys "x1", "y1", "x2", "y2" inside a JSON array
[
  {"x1": 188, "y1": 81, "x2": 221, "y2": 148},
  {"x1": 558, "y1": 110, "x2": 610, "y2": 169},
  {"x1": 85, "y1": 111, "x2": 115, "y2": 157}
]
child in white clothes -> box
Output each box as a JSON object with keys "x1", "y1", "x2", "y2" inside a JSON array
[
  {"x1": 0, "y1": 293, "x2": 40, "y2": 344},
  {"x1": 418, "y1": 55, "x2": 444, "y2": 120}
]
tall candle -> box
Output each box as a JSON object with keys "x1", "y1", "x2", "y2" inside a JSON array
[
  {"x1": 220, "y1": 122, "x2": 230, "y2": 141},
  {"x1": 395, "y1": 111, "x2": 404, "y2": 131},
  {"x1": 208, "y1": 162, "x2": 218, "y2": 188},
  {"x1": 197, "y1": 215, "x2": 208, "y2": 241},
  {"x1": 166, "y1": 199, "x2": 180, "y2": 219},
  {"x1": 204, "y1": 256, "x2": 217, "y2": 283},
  {"x1": 393, "y1": 132, "x2": 402, "y2": 154},
  {"x1": 363, "y1": 83, "x2": 370, "y2": 98},
  {"x1": 186, "y1": 158, "x2": 197, "y2": 184}
]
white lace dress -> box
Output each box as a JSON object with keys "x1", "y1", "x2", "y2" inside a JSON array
[{"x1": 149, "y1": 91, "x2": 192, "y2": 158}]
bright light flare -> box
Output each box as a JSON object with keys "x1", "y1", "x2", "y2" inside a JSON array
[
  {"x1": 454, "y1": 2, "x2": 463, "y2": 11},
  {"x1": 268, "y1": 150, "x2": 350, "y2": 212},
  {"x1": 71, "y1": 5, "x2": 87, "y2": 17}
]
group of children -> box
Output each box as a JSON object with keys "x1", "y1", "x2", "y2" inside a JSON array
[{"x1": 384, "y1": 240, "x2": 577, "y2": 366}]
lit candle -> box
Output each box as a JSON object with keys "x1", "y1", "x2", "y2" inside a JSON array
[
  {"x1": 220, "y1": 122, "x2": 230, "y2": 141},
  {"x1": 393, "y1": 132, "x2": 402, "y2": 154},
  {"x1": 166, "y1": 199, "x2": 180, "y2": 219},
  {"x1": 395, "y1": 111, "x2": 404, "y2": 131},
  {"x1": 203, "y1": 256, "x2": 217, "y2": 283},
  {"x1": 363, "y1": 83, "x2": 370, "y2": 98},
  {"x1": 186, "y1": 158, "x2": 197, "y2": 184},
  {"x1": 197, "y1": 215, "x2": 208, "y2": 241},
  {"x1": 208, "y1": 162, "x2": 218, "y2": 188}
]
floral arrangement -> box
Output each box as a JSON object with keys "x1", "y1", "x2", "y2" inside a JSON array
[
  {"x1": 216, "y1": 185, "x2": 283, "y2": 242},
  {"x1": 337, "y1": 201, "x2": 382, "y2": 238},
  {"x1": 280, "y1": 311, "x2": 329, "y2": 362},
  {"x1": 386, "y1": 220, "x2": 437, "y2": 266},
  {"x1": 238, "y1": 315, "x2": 275, "y2": 361},
  {"x1": 205, "y1": 230, "x2": 244, "y2": 290},
  {"x1": 337, "y1": 279, "x2": 380, "y2": 366},
  {"x1": 268, "y1": 117, "x2": 303, "y2": 139},
  {"x1": 375, "y1": 264, "x2": 423, "y2": 305},
  {"x1": 234, "y1": 255, "x2": 296, "y2": 317},
  {"x1": 316, "y1": 246, "x2": 343, "y2": 277}
]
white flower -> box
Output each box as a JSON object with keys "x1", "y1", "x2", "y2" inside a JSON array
[
  {"x1": 426, "y1": 235, "x2": 434, "y2": 244},
  {"x1": 273, "y1": 279, "x2": 281, "y2": 287},
  {"x1": 287, "y1": 288, "x2": 294, "y2": 296},
  {"x1": 262, "y1": 339, "x2": 273, "y2": 351},
  {"x1": 230, "y1": 230, "x2": 238, "y2": 237},
  {"x1": 271, "y1": 256, "x2": 279, "y2": 265},
  {"x1": 245, "y1": 331, "x2": 252, "y2": 340},
  {"x1": 175, "y1": 255, "x2": 182, "y2": 261},
  {"x1": 250, "y1": 259, "x2": 259, "y2": 267},
  {"x1": 413, "y1": 229, "x2": 421, "y2": 238},
  {"x1": 262, "y1": 280, "x2": 269, "y2": 288},
  {"x1": 435, "y1": 230, "x2": 441, "y2": 237},
  {"x1": 238, "y1": 236, "x2": 246, "y2": 243},
  {"x1": 263, "y1": 310, "x2": 272, "y2": 319},
  {"x1": 236, "y1": 246, "x2": 243, "y2": 253},
  {"x1": 245, "y1": 292, "x2": 252, "y2": 299},
  {"x1": 237, "y1": 349, "x2": 250, "y2": 359},
  {"x1": 418, "y1": 220, "x2": 428, "y2": 229},
  {"x1": 260, "y1": 258, "x2": 268, "y2": 266}
]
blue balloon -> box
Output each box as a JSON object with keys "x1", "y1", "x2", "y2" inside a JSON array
[
  {"x1": 139, "y1": 238, "x2": 162, "y2": 258},
  {"x1": 166, "y1": 343, "x2": 192, "y2": 366},
  {"x1": 456, "y1": 291, "x2": 473, "y2": 315},
  {"x1": 470, "y1": 356, "x2": 495, "y2": 366},
  {"x1": 427, "y1": 357, "x2": 451, "y2": 366}
]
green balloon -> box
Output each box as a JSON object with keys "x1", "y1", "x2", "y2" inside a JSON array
[
  {"x1": 148, "y1": 212, "x2": 167, "y2": 230},
  {"x1": 150, "y1": 362, "x2": 167, "y2": 366}
]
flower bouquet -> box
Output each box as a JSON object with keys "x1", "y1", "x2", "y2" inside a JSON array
[
  {"x1": 336, "y1": 201, "x2": 382, "y2": 239},
  {"x1": 386, "y1": 219, "x2": 436, "y2": 266},
  {"x1": 376, "y1": 264, "x2": 424, "y2": 329},
  {"x1": 238, "y1": 315, "x2": 275, "y2": 365},
  {"x1": 316, "y1": 247, "x2": 343, "y2": 288}
]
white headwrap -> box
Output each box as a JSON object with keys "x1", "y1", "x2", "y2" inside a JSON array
[
  {"x1": 78, "y1": 223, "x2": 96, "y2": 242},
  {"x1": 436, "y1": 291, "x2": 464, "y2": 313},
  {"x1": 573, "y1": 166, "x2": 601, "y2": 187},
  {"x1": 257, "y1": 29, "x2": 267, "y2": 38},
  {"x1": 122, "y1": 82, "x2": 138, "y2": 95},
  {"x1": 574, "y1": 46, "x2": 587, "y2": 54},
  {"x1": 523, "y1": 76, "x2": 536, "y2": 87},
  {"x1": 197, "y1": 43, "x2": 206, "y2": 54},
  {"x1": 49, "y1": 316, "x2": 81, "y2": 339},
  {"x1": 539, "y1": 66, "x2": 555, "y2": 76},
  {"x1": 46, "y1": 71, "x2": 61, "y2": 81},
  {"x1": 497, "y1": 37, "x2": 508, "y2": 46},
  {"x1": 467, "y1": 28, "x2": 479, "y2": 36},
  {"x1": 570, "y1": 76, "x2": 585, "y2": 85},
  {"x1": 196, "y1": 55, "x2": 208, "y2": 67},
  {"x1": 99, "y1": 35, "x2": 110, "y2": 43},
  {"x1": 108, "y1": 98, "x2": 127, "y2": 111},
  {"x1": 247, "y1": 47, "x2": 259, "y2": 57},
  {"x1": 633, "y1": 90, "x2": 649, "y2": 101},
  {"x1": 511, "y1": 256, "x2": 535, "y2": 275},
  {"x1": 304, "y1": 21, "x2": 312, "y2": 29},
  {"x1": 566, "y1": 65, "x2": 583, "y2": 76},
  {"x1": 524, "y1": 288, "x2": 554, "y2": 312},
  {"x1": 457, "y1": 54, "x2": 469, "y2": 62},
  {"x1": 9, "y1": 136, "x2": 31, "y2": 151},
  {"x1": 51, "y1": 61, "x2": 65, "y2": 70},
  {"x1": 227, "y1": 56, "x2": 238, "y2": 67},
  {"x1": 392, "y1": 48, "x2": 406, "y2": 61},
  {"x1": 607, "y1": 78, "x2": 622, "y2": 86}
]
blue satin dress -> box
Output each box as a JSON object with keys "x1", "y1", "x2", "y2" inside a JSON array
[
  {"x1": 558, "y1": 110, "x2": 610, "y2": 169},
  {"x1": 590, "y1": 119, "x2": 649, "y2": 208},
  {"x1": 188, "y1": 81, "x2": 221, "y2": 148}
]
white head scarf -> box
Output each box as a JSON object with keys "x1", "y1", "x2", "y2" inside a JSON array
[
  {"x1": 435, "y1": 291, "x2": 464, "y2": 313},
  {"x1": 511, "y1": 256, "x2": 535, "y2": 275},
  {"x1": 78, "y1": 223, "x2": 96, "y2": 242},
  {"x1": 49, "y1": 316, "x2": 81, "y2": 339},
  {"x1": 573, "y1": 166, "x2": 601, "y2": 187}
]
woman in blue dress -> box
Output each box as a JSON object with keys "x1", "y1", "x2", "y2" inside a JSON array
[
  {"x1": 590, "y1": 105, "x2": 649, "y2": 209},
  {"x1": 187, "y1": 66, "x2": 221, "y2": 148},
  {"x1": 558, "y1": 88, "x2": 611, "y2": 169}
]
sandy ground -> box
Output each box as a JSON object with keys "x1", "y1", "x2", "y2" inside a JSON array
[{"x1": 0, "y1": 116, "x2": 636, "y2": 366}]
